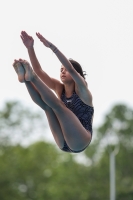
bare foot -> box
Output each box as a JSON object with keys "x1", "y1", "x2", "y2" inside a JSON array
[
  {"x1": 12, "y1": 60, "x2": 25, "y2": 83},
  {"x1": 19, "y1": 59, "x2": 34, "y2": 81}
]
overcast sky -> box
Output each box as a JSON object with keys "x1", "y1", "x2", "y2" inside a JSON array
[{"x1": 0, "y1": 0, "x2": 133, "y2": 143}]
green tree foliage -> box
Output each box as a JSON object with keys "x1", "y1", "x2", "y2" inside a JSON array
[
  {"x1": 0, "y1": 101, "x2": 92, "y2": 199},
  {"x1": 0, "y1": 142, "x2": 93, "y2": 200},
  {"x1": 0, "y1": 101, "x2": 47, "y2": 146},
  {"x1": 98, "y1": 104, "x2": 133, "y2": 146},
  {"x1": 0, "y1": 101, "x2": 133, "y2": 199},
  {"x1": 89, "y1": 104, "x2": 133, "y2": 199}
]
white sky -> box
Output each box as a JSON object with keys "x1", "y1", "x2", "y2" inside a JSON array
[{"x1": 0, "y1": 0, "x2": 133, "y2": 137}]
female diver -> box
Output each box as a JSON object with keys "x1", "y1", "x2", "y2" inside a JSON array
[{"x1": 12, "y1": 31, "x2": 94, "y2": 153}]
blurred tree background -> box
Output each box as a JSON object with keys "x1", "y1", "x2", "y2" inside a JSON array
[{"x1": 0, "y1": 101, "x2": 133, "y2": 200}]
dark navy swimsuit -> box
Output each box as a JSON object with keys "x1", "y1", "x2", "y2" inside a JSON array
[{"x1": 60, "y1": 90, "x2": 94, "y2": 153}]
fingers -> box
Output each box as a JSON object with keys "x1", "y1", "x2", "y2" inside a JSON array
[
  {"x1": 20, "y1": 35, "x2": 24, "y2": 42},
  {"x1": 21, "y1": 31, "x2": 32, "y2": 40},
  {"x1": 21, "y1": 31, "x2": 27, "y2": 39},
  {"x1": 36, "y1": 32, "x2": 40, "y2": 38},
  {"x1": 21, "y1": 30, "x2": 39, "y2": 40},
  {"x1": 36, "y1": 32, "x2": 41, "y2": 36},
  {"x1": 21, "y1": 31, "x2": 29, "y2": 37},
  {"x1": 36, "y1": 32, "x2": 43, "y2": 39},
  {"x1": 36, "y1": 33, "x2": 47, "y2": 43}
]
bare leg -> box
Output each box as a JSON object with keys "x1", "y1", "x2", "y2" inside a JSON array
[
  {"x1": 30, "y1": 75, "x2": 91, "y2": 151},
  {"x1": 25, "y1": 81, "x2": 65, "y2": 148},
  {"x1": 12, "y1": 59, "x2": 65, "y2": 148},
  {"x1": 19, "y1": 59, "x2": 91, "y2": 151}
]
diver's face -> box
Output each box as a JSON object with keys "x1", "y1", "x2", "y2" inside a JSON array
[{"x1": 60, "y1": 66, "x2": 73, "y2": 83}]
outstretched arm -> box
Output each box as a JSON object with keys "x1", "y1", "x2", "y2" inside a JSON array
[
  {"x1": 36, "y1": 32, "x2": 74, "y2": 71},
  {"x1": 21, "y1": 31, "x2": 42, "y2": 73},
  {"x1": 36, "y1": 33, "x2": 93, "y2": 106},
  {"x1": 36, "y1": 33, "x2": 87, "y2": 88},
  {"x1": 20, "y1": 31, "x2": 60, "y2": 91}
]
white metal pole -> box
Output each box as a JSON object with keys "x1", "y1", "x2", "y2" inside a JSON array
[{"x1": 110, "y1": 151, "x2": 115, "y2": 200}]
